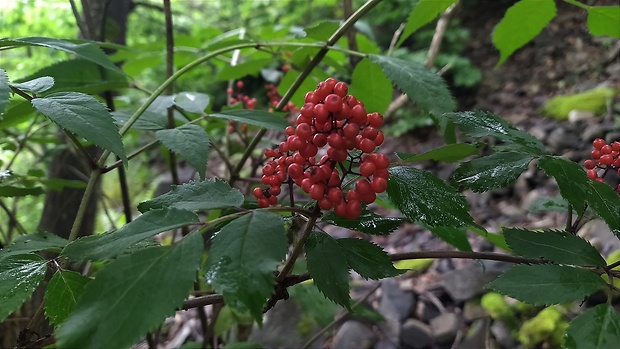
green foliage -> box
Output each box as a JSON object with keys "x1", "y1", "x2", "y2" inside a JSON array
[
  {"x1": 542, "y1": 87, "x2": 616, "y2": 119},
  {"x1": 451, "y1": 152, "x2": 534, "y2": 192},
  {"x1": 0, "y1": 231, "x2": 67, "y2": 262},
  {"x1": 305, "y1": 232, "x2": 351, "y2": 309},
  {"x1": 388, "y1": 166, "x2": 474, "y2": 227},
  {"x1": 486, "y1": 264, "x2": 605, "y2": 305},
  {"x1": 349, "y1": 58, "x2": 393, "y2": 114},
  {"x1": 10, "y1": 76, "x2": 55, "y2": 95},
  {"x1": 173, "y1": 92, "x2": 211, "y2": 114},
  {"x1": 321, "y1": 209, "x2": 407, "y2": 235},
  {"x1": 565, "y1": 304, "x2": 620, "y2": 349},
  {"x1": 429, "y1": 226, "x2": 472, "y2": 251},
  {"x1": 212, "y1": 109, "x2": 289, "y2": 131},
  {"x1": 481, "y1": 292, "x2": 518, "y2": 329},
  {"x1": 397, "y1": 0, "x2": 458, "y2": 47},
  {"x1": 587, "y1": 6, "x2": 620, "y2": 38},
  {"x1": 156, "y1": 124, "x2": 210, "y2": 179},
  {"x1": 32, "y1": 92, "x2": 128, "y2": 165},
  {"x1": 587, "y1": 180, "x2": 620, "y2": 237},
  {"x1": 504, "y1": 228, "x2": 606, "y2": 267},
  {"x1": 336, "y1": 238, "x2": 403, "y2": 279},
  {"x1": 205, "y1": 210, "x2": 288, "y2": 323},
  {"x1": 397, "y1": 143, "x2": 478, "y2": 163},
  {"x1": 518, "y1": 306, "x2": 566, "y2": 348},
  {"x1": 138, "y1": 179, "x2": 244, "y2": 212},
  {"x1": 57, "y1": 232, "x2": 203, "y2": 349},
  {"x1": 492, "y1": 0, "x2": 557, "y2": 65},
  {"x1": 538, "y1": 155, "x2": 590, "y2": 214},
  {"x1": 61, "y1": 208, "x2": 199, "y2": 261},
  {"x1": 45, "y1": 270, "x2": 91, "y2": 326},
  {"x1": 0, "y1": 254, "x2": 47, "y2": 322}
]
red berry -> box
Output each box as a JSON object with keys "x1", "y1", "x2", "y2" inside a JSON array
[
  {"x1": 314, "y1": 104, "x2": 329, "y2": 124},
  {"x1": 359, "y1": 138, "x2": 376, "y2": 153},
  {"x1": 371, "y1": 177, "x2": 388, "y2": 193},
  {"x1": 327, "y1": 133, "x2": 346, "y2": 149},
  {"x1": 362, "y1": 126, "x2": 378, "y2": 140},
  {"x1": 305, "y1": 91, "x2": 319, "y2": 104},
  {"x1": 318, "y1": 197, "x2": 333, "y2": 210},
  {"x1": 351, "y1": 105, "x2": 367, "y2": 125},
  {"x1": 359, "y1": 161, "x2": 377, "y2": 177},
  {"x1": 613, "y1": 142, "x2": 620, "y2": 152},
  {"x1": 345, "y1": 200, "x2": 362, "y2": 219},
  {"x1": 601, "y1": 145, "x2": 613, "y2": 154},
  {"x1": 312, "y1": 133, "x2": 328, "y2": 147},
  {"x1": 288, "y1": 163, "x2": 303, "y2": 179},
  {"x1": 236, "y1": 81, "x2": 244, "y2": 89},
  {"x1": 268, "y1": 195, "x2": 278, "y2": 205},
  {"x1": 374, "y1": 132, "x2": 385, "y2": 146},
  {"x1": 257, "y1": 198, "x2": 269, "y2": 208},
  {"x1": 591, "y1": 149, "x2": 601, "y2": 160},
  {"x1": 587, "y1": 169, "x2": 599, "y2": 180},
  {"x1": 327, "y1": 148, "x2": 348, "y2": 162},
  {"x1": 355, "y1": 179, "x2": 373, "y2": 196},
  {"x1": 269, "y1": 185, "x2": 281, "y2": 196},
  {"x1": 296, "y1": 123, "x2": 313, "y2": 140},
  {"x1": 593, "y1": 138, "x2": 606, "y2": 150},
  {"x1": 600, "y1": 154, "x2": 614, "y2": 166},
  {"x1": 584, "y1": 160, "x2": 596, "y2": 169},
  {"x1": 334, "y1": 201, "x2": 347, "y2": 217},
  {"x1": 309, "y1": 184, "x2": 325, "y2": 200},
  {"x1": 343, "y1": 123, "x2": 359, "y2": 140},
  {"x1": 368, "y1": 112, "x2": 383, "y2": 127},
  {"x1": 299, "y1": 143, "x2": 318, "y2": 158},
  {"x1": 333, "y1": 82, "x2": 348, "y2": 97},
  {"x1": 327, "y1": 187, "x2": 343, "y2": 203},
  {"x1": 253, "y1": 187, "x2": 264, "y2": 198},
  {"x1": 324, "y1": 94, "x2": 343, "y2": 113}
]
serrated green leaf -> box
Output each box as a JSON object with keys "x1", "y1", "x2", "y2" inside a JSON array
[
  {"x1": 397, "y1": 0, "x2": 458, "y2": 46},
  {"x1": 388, "y1": 166, "x2": 474, "y2": 227},
  {"x1": 205, "y1": 210, "x2": 287, "y2": 323},
  {"x1": 32, "y1": 92, "x2": 127, "y2": 164},
  {"x1": 218, "y1": 58, "x2": 274, "y2": 80},
  {"x1": 45, "y1": 270, "x2": 90, "y2": 326},
  {"x1": 0, "y1": 185, "x2": 44, "y2": 197},
  {"x1": 57, "y1": 232, "x2": 202, "y2": 349},
  {"x1": 504, "y1": 228, "x2": 606, "y2": 267},
  {"x1": 10, "y1": 76, "x2": 55, "y2": 94},
  {"x1": 587, "y1": 6, "x2": 620, "y2": 38},
  {"x1": 451, "y1": 152, "x2": 534, "y2": 192},
  {"x1": 429, "y1": 226, "x2": 472, "y2": 251},
  {"x1": 0, "y1": 37, "x2": 125, "y2": 75},
  {"x1": 277, "y1": 69, "x2": 318, "y2": 107},
  {"x1": 0, "y1": 69, "x2": 9, "y2": 116},
  {"x1": 0, "y1": 99, "x2": 36, "y2": 129},
  {"x1": 305, "y1": 231, "x2": 350, "y2": 308},
  {"x1": 444, "y1": 111, "x2": 545, "y2": 154},
  {"x1": 321, "y1": 209, "x2": 406, "y2": 235},
  {"x1": 565, "y1": 304, "x2": 620, "y2": 349},
  {"x1": 492, "y1": 0, "x2": 557, "y2": 65},
  {"x1": 138, "y1": 179, "x2": 243, "y2": 212},
  {"x1": 397, "y1": 143, "x2": 478, "y2": 163},
  {"x1": 538, "y1": 155, "x2": 589, "y2": 214},
  {"x1": 61, "y1": 208, "x2": 198, "y2": 262},
  {"x1": 173, "y1": 92, "x2": 210, "y2": 114},
  {"x1": 529, "y1": 195, "x2": 569, "y2": 213},
  {"x1": 470, "y1": 225, "x2": 511, "y2": 251},
  {"x1": 0, "y1": 231, "x2": 68, "y2": 262},
  {"x1": 349, "y1": 58, "x2": 393, "y2": 114},
  {"x1": 587, "y1": 180, "x2": 620, "y2": 237},
  {"x1": 0, "y1": 254, "x2": 47, "y2": 322},
  {"x1": 369, "y1": 54, "x2": 455, "y2": 115},
  {"x1": 156, "y1": 124, "x2": 210, "y2": 179},
  {"x1": 337, "y1": 238, "x2": 402, "y2": 279},
  {"x1": 289, "y1": 282, "x2": 338, "y2": 326},
  {"x1": 112, "y1": 111, "x2": 167, "y2": 130},
  {"x1": 212, "y1": 109, "x2": 289, "y2": 131},
  {"x1": 302, "y1": 21, "x2": 340, "y2": 40},
  {"x1": 486, "y1": 264, "x2": 604, "y2": 305}
]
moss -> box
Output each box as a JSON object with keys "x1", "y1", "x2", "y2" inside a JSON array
[
  {"x1": 518, "y1": 306, "x2": 567, "y2": 348},
  {"x1": 542, "y1": 87, "x2": 617, "y2": 119},
  {"x1": 481, "y1": 292, "x2": 518, "y2": 329}
]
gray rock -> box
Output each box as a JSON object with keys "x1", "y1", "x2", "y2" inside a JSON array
[
  {"x1": 578, "y1": 219, "x2": 620, "y2": 256},
  {"x1": 374, "y1": 339, "x2": 399, "y2": 349},
  {"x1": 379, "y1": 279, "x2": 415, "y2": 323},
  {"x1": 442, "y1": 262, "x2": 507, "y2": 302},
  {"x1": 400, "y1": 319, "x2": 432, "y2": 349},
  {"x1": 463, "y1": 301, "x2": 488, "y2": 321},
  {"x1": 332, "y1": 321, "x2": 377, "y2": 349},
  {"x1": 249, "y1": 299, "x2": 321, "y2": 348},
  {"x1": 430, "y1": 313, "x2": 460, "y2": 345},
  {"x1": 491, "y1": 321, "x2": 516, "y2": 349},
  {"x1": 459, "y1": 318, "x2": 493, "y2": 349}
]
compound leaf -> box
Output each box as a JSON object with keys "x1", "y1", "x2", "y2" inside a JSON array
[
  {"x1": 45, "y1": 270, "x2": 91, "y2": 326},
  {"x1": 0, "y1": 254, "x2": 47, "y2": 322},
  {"x1": 173, "y1": 92, "x2": 211, "y2": 114},
  {"x1": 451, "y1": 152, "x2": 534, "y2": 192},
  {"x1": 61, "y1": 208, "x2": 198, "y2": 262},
  {"x1": 587, "y1": 6, "x2": 620, "y2": 38},
  {"x1": 321, "y1": 209, "x2": 406, "y2": 235},
  {"x1": 444, "y1": 111, "x2": 545, "y2": 154},
  {"x1": 504, "y1": 228, "x2": 606, "y2": 267},
  {"x1": 397, "y1": 143, "x2": 478, "y2": 163},
  {"x1": 337, "y1": 238, "x2": 402, "y2": 279},
  {"x1": 538, "y1": 155, "x2": 590, "y2": 215},
  {"x1": 32, "y1": 92, "x2": 127, "y2": 165},
  {"x1": 11, "y1": 76, "x2": 54, "y2": 94},
  {"x1": 205, "y1": 210, "x2": 288, "y2": 323},
  {"x1": 369, "y1": 54, "x2": 455, "y2": 115},
  {"x1": 0, "y1": 231, "x2": 68, "y2": 262},
  {"x1": 156, "y1": 124, "x2": 210, "y2": 179},
  {"x1": 492, "y1": 0, "x2": 557, "y2": 65},
  {"x1": 212, "y1": 109, "x2": 289, "y2": 131},
  {"x1": 305, "y1": 231, "x2": 350, "y2": 309},
  {"x1": 349, "y1": 58, "x2": 392, "y2": 114},
  {"x1": 587, "y1": 180, "x2": 620, "y2": 237},
  {"x1": 397, "y1": 0, "x2": 458, "y2": 46},
  {"x1": 565, "y1": 304, "x2": 620, "y2": 349},
  {"x1": 138, "y1": 179, "x2": 243, "y2": 212},
  {"x1": 57, "y1": 232, "x2": 203, "y2": 349},
  {"x1": 486, "y1": 264, "x2": 605, "y2": 305},
  {"x1": 388, "y1": 166, "x2": 474, "y2": 227}
]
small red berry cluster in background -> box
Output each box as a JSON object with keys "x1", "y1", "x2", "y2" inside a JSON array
[
  {"x1": 227, "y1": 81, "x2": 257, "y2": 110},
  {"x1": 253, "y1": 77, "x2": 390, "y2": 219},
  {"x1": 265, "y1": 83, "x2": 297, "y2": 113},
  {"x1": 584, "y1": 138, "x2": 620, "y2": 191}
]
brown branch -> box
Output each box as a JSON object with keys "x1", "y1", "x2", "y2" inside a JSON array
[{"x1": 389, "y1": 250, "x2": 547, "y2": 265}]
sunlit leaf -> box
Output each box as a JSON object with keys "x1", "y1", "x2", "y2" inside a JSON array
[
  {"x1": 451, "y1": 152, "x2": 534, "y2": 192},
  {"x1": 397, "y1": 143, "x2": 478, "y2": 163},
  {"x1": 587, "y1": 6, "x2": 620, "y2": 38},
  {"x1": 156, "y1": 124, "x2": 210, "y2": 179},
  {"x1": 211, "y1": 109, "x2": 289, "y2": 131},
  {"x1": 349, "y1": 58, "x2": 392, "y2": 114},
  {"x1": 397, "y1": 0, "x2": 458, "y2": 46},
  {"x1": 173, "y1": 92, "x2": 211, "y2": 114},
  {"x1": 0, "y1": 231, "x2": 68, "y2": 262},
  {"x1": 0, "y1": 254, "x2": 47, "y2": 322},
  {"x1": 10, "y1": 76, "x2": 55, "y2": 94}
]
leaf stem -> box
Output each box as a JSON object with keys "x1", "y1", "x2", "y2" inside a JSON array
[{"x1": 67, "y1": 169, "x2": 101, "y2": 243}]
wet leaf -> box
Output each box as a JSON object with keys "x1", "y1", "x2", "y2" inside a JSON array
[
  {"x1": 305, "y1": 231, "x2": 350, "y2": 308},
  {"x1": 45, "y1": 270, "x2": 91, "y2": 325},
  {"x1": 451, "y1": 152, "x2": 534, "y2": 192},
  {"x1": 0, "y1": 254, "x2": 47, "y2": 322},
  {"x1": 138, "y1": 179, "x2": 243, "y2": 212}
]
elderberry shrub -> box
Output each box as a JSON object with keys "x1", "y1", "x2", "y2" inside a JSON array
[
  {"x1": 584, "y1": 138, "x2": 620, "y2": 192},
  {"x1": 254, "y1": 78, "x2": 389, "y2": 219}
]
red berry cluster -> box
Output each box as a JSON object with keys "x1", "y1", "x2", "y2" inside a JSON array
[
  {"x1": 227, "y1": 81, "x2": 257, "y2": 110},
  {"x1": 265, "y1": 83, "x2": 297, "y2": 112},
  {"x1": 253, "y1": 77, "x2": 390, "y2": 219},
  {"x1": 584, "y1": 138, "x2": 620, "y2": 191}
]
